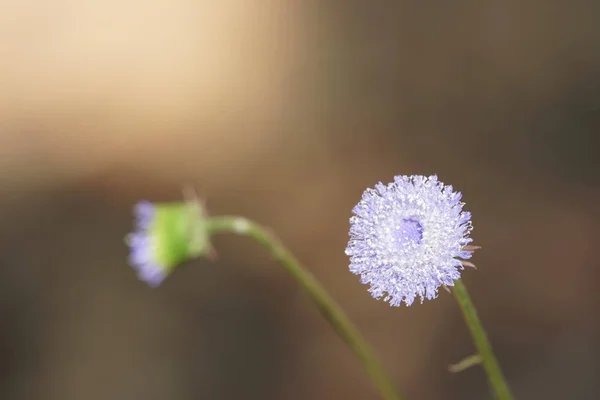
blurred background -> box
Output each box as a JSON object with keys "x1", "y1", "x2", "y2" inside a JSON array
[{"x1": 1, "y1": 1, "x2": 599, "y2": 399}]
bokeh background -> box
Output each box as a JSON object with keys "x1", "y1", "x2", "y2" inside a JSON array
[{"x1": 1, "y1": 1, "x2": 599, "y2": 399}]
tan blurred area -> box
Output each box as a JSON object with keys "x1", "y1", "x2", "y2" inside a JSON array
[{"x1": 0, "y1": 1, "x2": 599, "y2": 399}]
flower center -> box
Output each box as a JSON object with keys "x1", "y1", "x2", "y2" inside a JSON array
[{"x1": 393, "y1": 217, "x2": 423, "y2": 249}]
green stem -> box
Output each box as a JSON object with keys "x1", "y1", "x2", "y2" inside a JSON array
[
  {"x1": 205, "y1": 216, "x2": 405, "y2": 400},
  {"x1": 452, "y1": 280, "x2": 513, "y2": 400}
]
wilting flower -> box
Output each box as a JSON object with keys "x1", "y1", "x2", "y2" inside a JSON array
[
  {"x1": 345, "y1": 175, "x2": 475, "y2": 306},
  {"x1": 126, "y1": 200, "x2": 211, "y2": 287}
]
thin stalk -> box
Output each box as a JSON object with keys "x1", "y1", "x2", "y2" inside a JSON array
[
  {"x1": 206, "y1": 216, "x2": 404, "y2": 400},
  {"x1": 452, "y1": 279, "x2": 513, "y2": 400}
]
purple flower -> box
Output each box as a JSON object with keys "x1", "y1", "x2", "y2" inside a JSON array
[
  {"x1": 345, "y1": 175, "x2": 474, "y2": 306},
  {"x1": 126, "y1": 199, "x2": 211, "y2": 287}
]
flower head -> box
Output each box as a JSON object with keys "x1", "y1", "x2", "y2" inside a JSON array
[
  {"x1": 126, "y1": 200, "x2": 210, "y2": 287},
  {"x1": 345, "y1": 175, "x2": 474, "y2": 306}
]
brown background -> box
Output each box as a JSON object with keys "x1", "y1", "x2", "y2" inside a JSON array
[{"x1": 1, "y1": 1, "x2": 599, "y2": 399}]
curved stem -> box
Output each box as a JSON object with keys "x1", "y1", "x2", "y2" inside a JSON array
[
  {"x1": 205, "y1": 216, "x2": 404, "y2": 400},
  {"x1": 452, "y1": 280, "x2": 513, "y2": 400}
]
